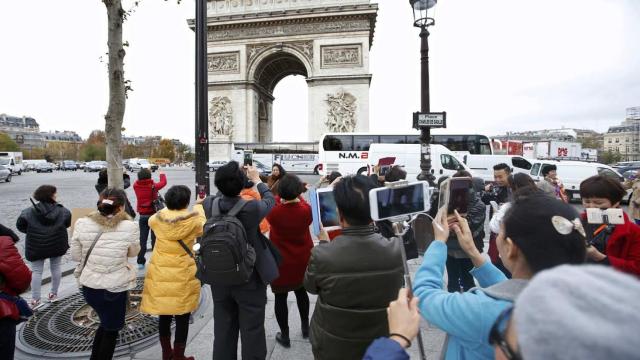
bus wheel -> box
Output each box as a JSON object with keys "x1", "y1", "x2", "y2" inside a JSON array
[{"x1": 357, "y1": 167, "x2": 368, "y2": 176}]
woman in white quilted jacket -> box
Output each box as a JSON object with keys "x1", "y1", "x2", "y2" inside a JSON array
[{"x1": 71, "y1": 188, "x2": 140, "y2": 360}]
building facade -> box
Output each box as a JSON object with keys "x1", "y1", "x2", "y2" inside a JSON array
[
  {"x1": 0, "y1": 114, "x2": 45, "y2": 148},
  {"x1": 604, "y1": 118, "x2": 640, "y2": 161}
]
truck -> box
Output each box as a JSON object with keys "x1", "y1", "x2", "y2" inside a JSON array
[
  {"x1": 522, "y1": 141, "x2": 582, "y2": 160},
  {"x1": 0, "y1": 152, "x2": 24, "y2": 175}
]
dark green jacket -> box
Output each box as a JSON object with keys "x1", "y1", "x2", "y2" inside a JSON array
[{"x1": 304, "y1": 225, "x2": 404, "y2": 360}]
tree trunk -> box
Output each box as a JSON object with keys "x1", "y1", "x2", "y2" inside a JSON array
[{"x1": 103, "y1": 0, "x2": 125, "y2": 190}]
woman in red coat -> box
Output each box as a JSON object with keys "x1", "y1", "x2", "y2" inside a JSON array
[
  {"x1": 0, "y1": 224, "x2": 32, "y2": 360},
  {"x1": 266, "y1": 174, "x2": 314, "y2": 348},
  {"x1": 580, "y1": 176, "x2": 640, "y2": 277}
]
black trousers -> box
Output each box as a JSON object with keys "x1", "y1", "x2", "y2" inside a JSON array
[
  {"x1": 159, "y1": 313, "x2": 190, "y2": 343},
  {"x1": 274, "y1": 287, "x2": 309, "y2": 336},
  {"x1": 0, "y1": 318, "x2": 16, "y2": 360},
  {"x1": 211, "y1": 276, "x2": 267, "y2": 360},
  {"x1": 446, "y1": 256, "x2": 475, "y2": 292},
  {"x1": 137, "y1": 215, "x2": 156, "y2": 265}
]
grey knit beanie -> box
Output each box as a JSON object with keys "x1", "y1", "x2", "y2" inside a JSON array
[{"x1": 514, "y1": 265, "x2": 640, "y2": 360}]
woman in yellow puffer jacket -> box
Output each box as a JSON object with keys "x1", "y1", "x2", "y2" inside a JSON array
[{"x1": 140, "y1": 185, "x2": 206, "y2": 360}]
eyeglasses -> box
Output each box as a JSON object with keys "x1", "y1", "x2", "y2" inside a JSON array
[{"x1": 489, "y1": 306, "x2": 522, "y2": 360}]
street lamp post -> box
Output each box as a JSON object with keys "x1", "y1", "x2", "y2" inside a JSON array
[
  {"x1": 410, "y1": 0, "x2": 438, "y2": 185},
  {"x1": 195, "y1": 0, "x2": 210, "y2": 199}
]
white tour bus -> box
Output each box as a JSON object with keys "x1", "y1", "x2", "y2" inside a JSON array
[
  {"x1": 317, "y1": 132, "x2": 493, "y2": 176},
  {"x1": 233, "y1": 142, "x2": 320, "y2": 174}
]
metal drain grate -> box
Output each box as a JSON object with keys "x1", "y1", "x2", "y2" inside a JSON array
[{"x1": 18, "y1": 279, "x2": 159, "y2": 357}]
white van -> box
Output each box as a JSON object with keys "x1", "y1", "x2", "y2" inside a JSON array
[
  {"x1": 529, "y1": 160, "x2": 630, "y2": 202},
  {"x1": 458, "y1": 155, "x2": 534, "y2": 183},
  {"x1": 368, "y1": 144, "x2": 472, "y2": 180},
  {"x1": 0, "y1": 152, "x2": 24, "y2": 175}
]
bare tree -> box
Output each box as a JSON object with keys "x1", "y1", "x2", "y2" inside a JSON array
[{"x1": 103, "y1": 0, "x2": 126, "y2": 189}]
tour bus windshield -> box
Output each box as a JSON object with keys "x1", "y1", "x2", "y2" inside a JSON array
[{"x1": 0, "y1": 158, "x2": 9, "y2": 165}]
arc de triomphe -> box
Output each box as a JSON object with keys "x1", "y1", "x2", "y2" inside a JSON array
[{"x1": 201, "y1": 0, "x2": 378, "y2": 158}]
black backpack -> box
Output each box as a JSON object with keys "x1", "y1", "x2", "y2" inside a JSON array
[{"x1": 195, "y1": 198, "x2": 256, "y2": 286}]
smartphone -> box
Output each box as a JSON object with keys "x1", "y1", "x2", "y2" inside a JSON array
[
  {"x1": 369, "y1": 181, "x2": 431, "y2": 221},
  {"x1": 586, "y1": 208, "x2": 625, "y2": 225},
  {"x1": 439, "y1": 177, "x2": 472, "y2": 214},
  {"x1": 310, "y1": 187, "x2": 341, "y2": 235},
  {"x1": 243, "y1": 151, "x2": 253, "y2": 166}
]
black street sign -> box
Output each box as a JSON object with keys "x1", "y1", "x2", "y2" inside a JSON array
[{"x1": 413, "y1": 111, "x2": 447, "y2": 129}]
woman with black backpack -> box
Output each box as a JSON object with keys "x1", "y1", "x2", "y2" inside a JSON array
[{"x1": 140, "y1": 186, "x2": 206, "y2": 360}]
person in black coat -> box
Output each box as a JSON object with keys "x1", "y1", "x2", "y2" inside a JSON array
[
  {"x1": 16, "y1": 185, "x2": 71, "y2": 308},
  {"x1": 96, "y1": 169, "x2": 136, "y2": 218},
  {"x1": 203, "y1": 161, "x2": 278, "y2": 360}
]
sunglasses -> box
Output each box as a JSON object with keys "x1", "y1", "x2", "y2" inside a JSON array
[{"x1": 489, "y1": 306, "x2": 522, "y2": 360}]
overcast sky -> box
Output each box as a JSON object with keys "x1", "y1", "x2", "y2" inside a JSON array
[{"x1": 1, "y1": 0, "x2": 638, "y2": 145}]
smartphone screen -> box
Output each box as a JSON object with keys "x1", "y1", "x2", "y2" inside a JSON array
[
  {"x1": 380, "y1": 165, "x2": 391, "y2": 176},
  {"x1": 243, "y1": 152, "x2": 253, "y2": 166},
  {"x1": 448, "y1": 178, "x2": 472, "y2": 214},
  {"x1": 318, "y1": 190, "x2": 340, "y2": 228},
  {"x1": 375, "y1": 182, "x2": 427, "y2": 219}
]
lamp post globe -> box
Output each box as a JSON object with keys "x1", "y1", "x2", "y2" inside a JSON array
[{"x1": 410, "y1": 0, "x2": 437, "y2": 185}]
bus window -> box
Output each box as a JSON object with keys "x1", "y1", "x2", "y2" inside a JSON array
[
  {"x1": 353, "y1": 135, "x2": 379, "y2": 151},
  {"x1": 478, "y1": 137, "x2": 492, "y2": 155},
  {"x1": 380, "y1": 135, "x2": 407, "y2": 144},
  {"x1": 322, "y1": 135, "x2": 353, "y2": 151},
  {"x1": 512, "y1": 157, "x2": 532, "y2": 170},
  {"x1": 406, "y1": 135, "x2": 420, "y2": 144}
]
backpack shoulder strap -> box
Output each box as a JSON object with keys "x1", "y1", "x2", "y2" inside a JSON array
[
  {"x1": 210, "y1": 197, "x2": 221, "y2": 217},
  {"x1": 228, "y1": 199, "x2": 249, "y2": 217}
]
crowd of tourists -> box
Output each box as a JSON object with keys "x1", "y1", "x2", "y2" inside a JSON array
[{"x1": 1, "y1": 161, "x2": 639, "y2": 360}]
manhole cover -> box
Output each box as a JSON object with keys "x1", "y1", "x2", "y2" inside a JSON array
[{"x1": 17, "y1": 279, "x2": 159, "y2": 357}]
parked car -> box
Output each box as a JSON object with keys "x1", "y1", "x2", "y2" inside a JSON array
[
  {"x1": 36, "y1": 162, "x2": 55, "y2": 173},
  {"x1": 208, "y1": 160, "x2": 228, "y2": 172},
  {"x1": 528, "y1": 160, "x2": 631, "y2": 203},
  {"x1": 84, "y1": 161, "x2": 108, "y2": 172},
  {"x1": 61, "y1": 160, "x2": 78, "y2": 171},
  {"x1": 77, "y1": 162, "x2": 86, "y2": 170},
  {"x1": 622, "y1": 169, "x2": 639, "y2": 180},
  {"x1": 0, "y1": 165, "x2": 12, "y2": 182}
]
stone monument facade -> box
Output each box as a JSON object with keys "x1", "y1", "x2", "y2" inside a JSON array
[{"x1": 198, "y1": 0, "x2": 378, "y2": 159}]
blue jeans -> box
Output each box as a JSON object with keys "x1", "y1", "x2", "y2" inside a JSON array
[
  {"x1": 138, "y1": 215, "x2": 156, "y2": 265},
  {"x1": 30, "y1": 256, "x2": 62, "y2": 301}
]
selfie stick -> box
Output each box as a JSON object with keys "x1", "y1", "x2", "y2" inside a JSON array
[{"x1": 385, "y1": 181, "x2": 427, "y2": 360}]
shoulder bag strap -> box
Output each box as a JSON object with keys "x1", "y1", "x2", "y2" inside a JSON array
[
  {"x1": 178, "y1": 240, "x2": 194, "y2": 258},
  {"x1": 228, "y1": 199, "x2": 249, "y2": 217},
  {"x1": 79, "y1": 230, "x2": 103, "y2": 276}
]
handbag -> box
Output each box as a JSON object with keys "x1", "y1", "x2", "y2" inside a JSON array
[
  {"x1": 152, "y1": 184, "x2": 166, "y2": 213},
  {"x1": 0, "y1": 292, "x2": 32, "y2": 322},
  {"x1": 75, "y1": 230, "x2": 103, "y2": 279}
]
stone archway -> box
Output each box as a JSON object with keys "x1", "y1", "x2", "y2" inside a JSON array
[{"x1": 201, "y1": 0, "x2": 378, "y2": 159}]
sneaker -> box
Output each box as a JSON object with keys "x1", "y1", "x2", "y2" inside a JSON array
[
  {"x1": 47, "y1": 293, "x2": 59, "y2": 303},
  {"x1": 29, "y1": 299, "x2": 43, "y2": 310},
  {"x1": 137, "y1": 264, "x2": 145, "y2": 270}
]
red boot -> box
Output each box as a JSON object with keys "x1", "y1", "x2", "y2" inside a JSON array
[
  {"x1": 160, "y1": 336, "x2": 173, "y2": 360},
  {"x1": 173, "y1": 342, "x2": 194, "y2": 360}
]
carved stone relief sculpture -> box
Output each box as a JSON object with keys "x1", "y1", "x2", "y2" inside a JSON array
[
  {"x1": 208, "y1": 52, "x2": 240, "y2": 73},
  {"x1": 321, "y1": 44, "x2": 362, "y2": 68},
  {"x1": 209, "y1": 97, "x2": 234, "y2": 137},
  {"x1": 325, "y1": 90, "x2": 357, "y2": 133}
]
